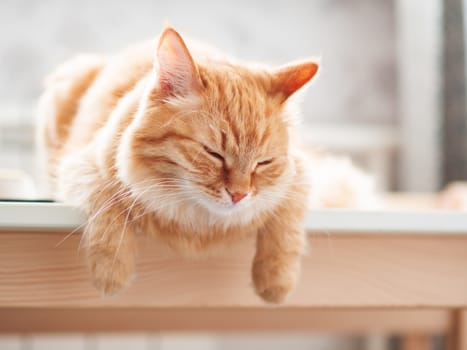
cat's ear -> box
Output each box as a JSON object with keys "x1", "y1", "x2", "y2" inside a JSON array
[
  {"x1": 156, "y1": 27, "x2": 199, "y2": 97},
  {"x1": 270, "y1": 60, "x2": 319, "y2": 101}
]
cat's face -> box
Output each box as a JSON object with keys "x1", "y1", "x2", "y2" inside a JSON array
[{"x1": 118, "y1": 27, "x2": 318, "y2": 224}]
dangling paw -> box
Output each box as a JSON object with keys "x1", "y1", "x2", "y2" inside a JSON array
[
  {"x1": 252, "y1": 257, "x2": 299, "y2": 304},
  {"x1": 87, "y1": 247, "x2": 135, "y2": 296}
]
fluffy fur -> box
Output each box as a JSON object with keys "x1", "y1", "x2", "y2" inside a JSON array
[
  {"x1": 437, "y1": 182, "x2": 467, "y2": 210},
  {"x1": 306, "y1": 152, "x2": 378, "y2": 209},
  {"x1": 37, "y1": 27, "x2": 347, "y2": 303}
]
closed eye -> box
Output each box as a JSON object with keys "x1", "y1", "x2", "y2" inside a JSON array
[
  {"x1": 257, "y1": 158, "x2": 274, "y2": 166},
  {"x1": 203, "y1": 145, "x2": 224, "y2": 161}
]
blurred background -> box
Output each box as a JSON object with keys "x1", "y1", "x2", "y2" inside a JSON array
[
  {"x1": 0, "y1": 0, "x2": 463, "y2": 349},
  {"x1": 2, "y1": 0, "x2": 463, "y2": 194}
]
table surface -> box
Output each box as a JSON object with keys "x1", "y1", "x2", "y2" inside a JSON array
[{"x1": 1, "y1": 193, "x2": 466, "y2": 334}]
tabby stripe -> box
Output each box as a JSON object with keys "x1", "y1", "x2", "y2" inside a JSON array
[
  {"x1": 230, "y1": 120, "x2": 241, "y2": 146},
  {"x1": 141, "y1": 152, "x2": 200, "y2": 175},
  {"x1": 221, "y1": 130, "x2": 227, "y2": 151},
  {"x1": 140, "y1": 155, "x2": 179, "y2": 167},
  {"x1": 137, "y1": 131, "x2": 196, "y2": 145}
]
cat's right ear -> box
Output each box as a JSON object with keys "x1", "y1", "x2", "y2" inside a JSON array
[
  {"x1": 270, "y1": 60, "x2": 319, "y2": 102},
  {"x1": 156, "y1": 27, "x2": 199, "y2": 98}
]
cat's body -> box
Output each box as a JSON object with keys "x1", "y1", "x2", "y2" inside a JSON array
[{"x1": 37, "y1": 27, "x2": 356, "y2": 303}]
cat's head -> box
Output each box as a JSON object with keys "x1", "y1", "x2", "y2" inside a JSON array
[{"x1": 118, "y1": 27, "x2": 318, "y2": 226}]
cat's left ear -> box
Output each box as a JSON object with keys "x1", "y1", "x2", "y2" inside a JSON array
[
  {"x1": 270, "y1": 60, "x2": 319, "y2": 101},
  {"x1": 156, "y1": 27, "x2": 200, "y2": 98}
]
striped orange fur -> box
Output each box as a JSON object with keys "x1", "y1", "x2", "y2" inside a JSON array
[{"x1": 37, "y1": 27, "x2": 319, "y2": 303}]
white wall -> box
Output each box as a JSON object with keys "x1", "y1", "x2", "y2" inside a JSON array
[
  {"x1": 0, "y1": 0, "x2": 396, "y2": 124},
  {"x1": 0, "y1": 0, "x2": 401, "y2": 189}
]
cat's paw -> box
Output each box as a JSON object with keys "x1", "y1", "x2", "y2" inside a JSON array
[
  {"x1": 252, "y1": 258, "x2": 299, "y2": 304},
  {"x1": 255, "y1": 283, "x2": 292, "y2": 304},
  {"x1": 87, "y1": 249, "x2": 134, "y2": 296}
]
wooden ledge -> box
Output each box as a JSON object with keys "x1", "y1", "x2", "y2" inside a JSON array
[
  {"x1": 0, "y1": 308, "x2": 451, "y2": 334},
  {"x1": 1, "y1": 232, "x2": 466, "y2": 309},
  {"x1": 1, "y1": 195, "x2": 467, "y2": 334}
]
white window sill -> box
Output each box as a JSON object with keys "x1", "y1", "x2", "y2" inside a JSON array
[{"x1": 0, "y1": 199, "x2": 466, "y2": 234}]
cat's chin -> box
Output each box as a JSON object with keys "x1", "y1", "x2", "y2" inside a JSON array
[{"x1": 196, "y1": 195, "x2": 251, "y2": 217}]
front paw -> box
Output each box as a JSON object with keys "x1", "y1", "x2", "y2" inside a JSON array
[
  {"x1": 87, "y1": 249, "x2": 134, "y2": 296},
  {"x1": 252, "y1": 257, "x2": 300, "y2": 304}
]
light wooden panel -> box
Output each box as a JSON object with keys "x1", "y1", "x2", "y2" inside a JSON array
[
  {"x1": 0, "y1": 336, "x2": 22, "y2": 350},
  {"x1": 401, "y1": 335, "x2": 432, "y2": 350},
  {"x1": 396, "y1": 0, "x2": 443, "y2": 191},
  {"x1": 459, "y1": 309, "x2": 467, "y2": 350},
  {"x1": 1, "y1": 232, "x2": 467, "y2": 308},
  {"x1": 26, "y1": 335, "x2": 87, "y2": 350},
  {"x1": 0, "y1": 308, "x2": 451, "y2": 333},
  {"x1": 92, "y1": 335, "x2": 148, "y2": 350},
  {"x1": 159, "y1": 335, "x2": 218, "y2": 350}
]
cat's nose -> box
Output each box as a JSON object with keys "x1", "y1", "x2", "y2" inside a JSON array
[{"x1": 226, "y1": 189, "x2": 248, "y2": 204}]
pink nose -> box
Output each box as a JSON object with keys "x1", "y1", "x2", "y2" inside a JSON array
[{"x1": 227, "y1": 190, "x2": 248, "y2": 203}]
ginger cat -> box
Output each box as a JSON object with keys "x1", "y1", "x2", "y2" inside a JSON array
[{"x1": 37, "y1": 27, "x2": 320, "y2": 303}]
